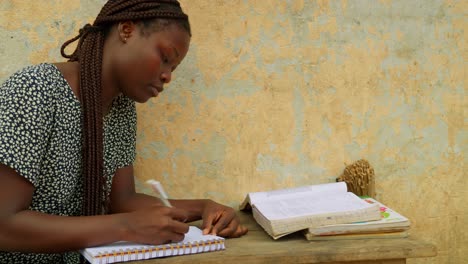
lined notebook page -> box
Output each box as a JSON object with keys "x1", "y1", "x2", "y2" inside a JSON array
[{"x1": 81, "y1": 226, "x2": 225, "y2": 264}]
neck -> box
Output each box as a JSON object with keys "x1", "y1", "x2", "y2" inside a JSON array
[
  {"x1": 101, "y1": 59, "x2": 121, "y2": 115},
  {"x1": 101, "y1": 38, "x2": 122, "y2": 115},
  {"x1": 101, "y1": 79, "x2": 120, "y2": 115}
]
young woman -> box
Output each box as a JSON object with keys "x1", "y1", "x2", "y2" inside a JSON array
[{"x1": 0, "y1": 1, "x2": 247, "y2": 263}]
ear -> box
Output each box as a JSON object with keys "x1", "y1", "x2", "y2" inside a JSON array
[{"x1": 117, "y1": 21, "x2": 137, "y2": 43}]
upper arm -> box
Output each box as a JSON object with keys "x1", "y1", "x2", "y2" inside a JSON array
[
  {"x1": 109, "y1": 166, "x2": 167, "y2": 213},
  {"x1": 0, "y1": 163, "x2": 34, "y2": 218},
  {"x1": 0, "y1": 66, "x2": 56, "y2": 218},
  {"x1": 109, "y1": 165, "x2": 136, "y2": 213}
]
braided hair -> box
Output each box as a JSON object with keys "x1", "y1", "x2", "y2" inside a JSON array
[{"x1": 60, "y1": 0, "x2": 191, "y2": 216}]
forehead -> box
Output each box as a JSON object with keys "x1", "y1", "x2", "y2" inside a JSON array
[{"x1": 142, "y1": 23, "x2": 190, "y2": 50}]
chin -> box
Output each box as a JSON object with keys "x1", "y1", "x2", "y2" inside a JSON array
[
  {"x1": 125, "y1": 93, "x2": 150, "y2": 104},
  {"x1": 135, "y1": 97, "x2": 150, "y2": 104}
]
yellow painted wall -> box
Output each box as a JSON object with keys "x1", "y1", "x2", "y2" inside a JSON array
[{"x1": 0, "y1": 1, "x2": 466, "y2": 263}]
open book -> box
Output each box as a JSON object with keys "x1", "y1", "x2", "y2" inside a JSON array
[
  {"x1": 304, "y1": 197, "x2": 410, "y2": 239},
  {"x1": 80, "y1": 226, "x2": 225, "y2": 264},
  {"x1": 240, "y1": 182, "x2": 381, "y2": 239}
]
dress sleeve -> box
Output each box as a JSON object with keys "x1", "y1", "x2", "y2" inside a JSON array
[{"x1": 0, "y1": 67, "x2": 55, "y2": 187}]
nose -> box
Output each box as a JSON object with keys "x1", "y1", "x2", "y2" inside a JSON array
[{"x1": 161, "y1": 70, "x2": 172, "y2": 84}]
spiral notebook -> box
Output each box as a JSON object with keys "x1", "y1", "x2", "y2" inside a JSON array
[{"x1": 80, "y1": 226, "x2": 225, "y2": 264}]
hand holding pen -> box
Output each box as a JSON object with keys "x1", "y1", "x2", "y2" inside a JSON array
[
  {"x1": 119, "y1": 180, "x2": 188, "y2": 245},
  {"x1": 145, "y1": 179, "x2": 247, "y2": 238}
]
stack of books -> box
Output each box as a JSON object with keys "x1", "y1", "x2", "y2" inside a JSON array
[
  {"x1": 240, "y1": 182, "x2": 409, "y2": 240},
  {"x1": 303, "y1": 197, "x2": 410, "y2": 240}
]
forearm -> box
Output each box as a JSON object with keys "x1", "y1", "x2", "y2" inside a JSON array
[
  {"x1": 0, "y1": 210, "x2": 126, "y2": 253},
  {"x1": 170, "y1": 199, "x2": 210, "y2": 222},
  {"x1": 112, "y1": 193, "x2": 209, "y2": 223},
  {"x1": 110, "y1": 193, "x2": 163, "y2": 213}
]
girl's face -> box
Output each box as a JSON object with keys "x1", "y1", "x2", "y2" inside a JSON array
[{"x1": 110, "y1": 22, "x2": 190, "y2": 103}]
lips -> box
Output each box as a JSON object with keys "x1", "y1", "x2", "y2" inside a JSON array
[{"x1": 150, "y1": 85, "x2": 164, "y2": 97}]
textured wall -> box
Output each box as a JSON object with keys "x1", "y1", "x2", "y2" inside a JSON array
[{"x1": 0, "y1": 1, "x2": 466, "y2": 263}]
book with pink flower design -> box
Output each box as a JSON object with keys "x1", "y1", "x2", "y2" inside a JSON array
[{"x1": 304, "y1": 197, "x2": 410, "y2": 240}]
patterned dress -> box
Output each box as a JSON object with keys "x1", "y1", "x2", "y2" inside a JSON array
[{"x1": 0, "y1": 63, "x2": 136, "y2": 263}]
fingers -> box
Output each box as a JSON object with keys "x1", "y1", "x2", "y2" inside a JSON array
[
  {"x1": 200, "y1": 201, "x2": 248, "y2": 238},
  {"x1": 210, "y1": 210, "x2": 234, "y2": 236},
  {"x1": 163, "y1": 231, "x2": 185, "y2": 244},
  {"x1": 157, "y1": 206, "x2": 189, "y2": 235},
  {"x1": 204, "y1": 210, "x2": 249, "y2": 238},
  {"x1": 131, "y1": 206, "x2": 190, "y2": 245},
  {"x1": 153, "y1": 216, "x2": 188, "y2": 244},
  {"x1": 166, "y1": 207, "x2": 189, "y2": 225},
  {"x1": 201, "y1": 211, "x2": 218, "y2": 235},
  {"x1": 236, "y1": 224, "x2": 249, "y2": 237},
  {"x1": 168, "y1": 217, "x2": 190, "y2": 235},
  {"x1": 217, "y1": 221, "x2": 248, "y2": 238},
  {"x1": 216, "y1": 220, "x2": 236, "y2": 237}
]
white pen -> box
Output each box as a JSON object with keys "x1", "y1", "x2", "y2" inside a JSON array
[{"x1": 146, "y1": 180, "x2": 173, "y2": 207}]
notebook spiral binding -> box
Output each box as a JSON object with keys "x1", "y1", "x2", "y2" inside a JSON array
[{"x1": 94, "y1": 239, "x2": 225, "y2": 263}]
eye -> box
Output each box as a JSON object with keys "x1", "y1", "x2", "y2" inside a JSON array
[
  {"x1": 159, "y1": 48, "x2": 170, "y2": 64},
  {"x1": 162, "y1": 53, "x2": 169, "y2": 64}
]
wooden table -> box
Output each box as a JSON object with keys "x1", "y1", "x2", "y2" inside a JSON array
[{"x1": 132, "y1": 212, "x2": 436, "y2": 264}]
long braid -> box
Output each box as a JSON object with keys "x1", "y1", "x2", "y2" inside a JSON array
[{"x1": 60, "y1": 0, "x2": 190, "y2": 216}]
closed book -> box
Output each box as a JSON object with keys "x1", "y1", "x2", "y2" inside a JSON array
[
  {"x1": 305, "y1": 197, "x2": 410, "y2": 236},
  {"x1": 304, "y1": 230, "x2": 409, "y2": 241}
]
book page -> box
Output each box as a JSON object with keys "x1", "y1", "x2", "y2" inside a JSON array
[
  {"x1": 254, "y1": 191, "x2": 374, "y2": 220},
  {"x1": 248, "y1": 182, "x2": 347, "y2": 206}
]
